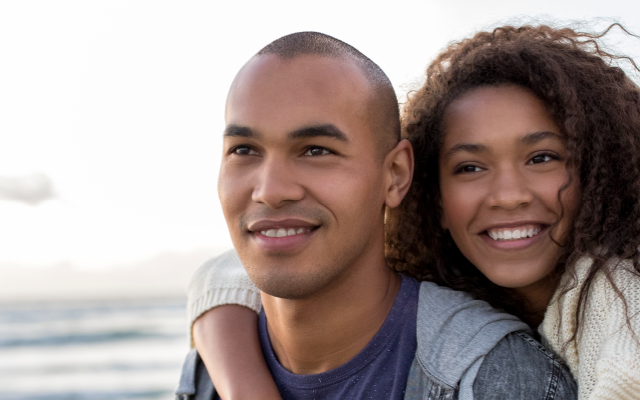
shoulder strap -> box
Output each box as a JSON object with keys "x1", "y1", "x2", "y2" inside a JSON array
[{"x1": 175, "y1": 349, "x2": 216, "y2": 400}]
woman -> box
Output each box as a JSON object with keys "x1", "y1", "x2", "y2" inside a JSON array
[
  {"x1": 386, "y1": 24, "x2": 640, "y2": 399},
  {"x1": 190, "y1": 24, "x2": 640, "y2": 399}
]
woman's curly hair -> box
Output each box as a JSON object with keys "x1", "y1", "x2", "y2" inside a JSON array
[{"x1": 386, "y1": 24, "x2": 640, "y2": 331}]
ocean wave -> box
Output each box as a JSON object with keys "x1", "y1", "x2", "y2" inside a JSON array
[
  {"x1": 0, "y1": 329, "x2": 181, "y2": 348},
  {"x1": 0, "y1": 389, "x2": 172, "y2": 400},
  {"x1": 0, "y1": 298, "x2": 188, "y2": 398}
]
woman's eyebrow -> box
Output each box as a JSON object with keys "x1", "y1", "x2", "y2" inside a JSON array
[
  {"x1": 444, "y1": 131, "x2": 562, "y2": 158},
  {"x1": 443, "y1": 143, "x2": 487, "y2": 160},
  {"x1": 521, "y1": 131, "x2": 562, "y2": 145}
]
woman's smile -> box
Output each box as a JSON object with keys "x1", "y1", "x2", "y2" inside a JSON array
[
  {"x1": 480, "y1": 223, "x2": 547, "y2": 251},
  {"x1": 485, "y1": 224, "x2": 542, "y2": 241}
]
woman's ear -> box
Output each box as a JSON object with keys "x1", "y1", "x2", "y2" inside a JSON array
[{"x1": 384, "y1": 139, "x2": 414, "y2": 209}]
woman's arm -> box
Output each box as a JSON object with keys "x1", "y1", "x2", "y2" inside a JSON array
[
  {"x1": 187, "y1": 250, "x2": 262, "y2": 346},
  {"x1": 193, "y1": 305, "x2": 282, "y2": 400},
  {"x1": 187, "y1": 250, "x2": 281, "y2": 399}
]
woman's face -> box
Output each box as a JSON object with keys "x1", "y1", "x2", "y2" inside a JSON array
[{"x1": 438, "y1": 85, "x2": 579, "y2": 304}]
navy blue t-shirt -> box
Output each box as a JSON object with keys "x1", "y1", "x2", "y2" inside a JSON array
[{"x1": 258, "y1": 275, "x2": 419, "y2": 400}]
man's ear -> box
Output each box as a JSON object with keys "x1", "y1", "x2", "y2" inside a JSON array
[{"x1": 384, "y1": 139, "x2": 414, "y2": 209}]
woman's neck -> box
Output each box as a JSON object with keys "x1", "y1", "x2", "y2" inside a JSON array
[{"x1": 515, "y1": 274, "x2": 560, "y2": 329}]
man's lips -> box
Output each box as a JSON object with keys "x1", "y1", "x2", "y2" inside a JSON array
[
  {"x1": 248, "y1": 219, "x2": 319, "y2": 238},
  {"x1": 247, "y1": 219, "x2": 320, "y2": 252}
]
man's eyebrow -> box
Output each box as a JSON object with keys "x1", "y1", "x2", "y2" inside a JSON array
[
  {"x1": 224, "y1": 125, "x2": 256, "y2": 138},
  {"x1": 443, "y1": 143, "x2": 487, "y2": 159},
  {"x1": 289, "y1": 125, "x2": 349, "y2": 142},
  {"x1": 521, "y1": 131, "x2": 562, "y2": 145}
]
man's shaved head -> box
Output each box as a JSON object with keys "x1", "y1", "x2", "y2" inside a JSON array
[{"x1": 254, "y1": 32, "x2": 400, "y2": 156}]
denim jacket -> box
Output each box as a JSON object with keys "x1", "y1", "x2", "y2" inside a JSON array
[{"x1": 176, "y1": 281, "x2": 577, "y2": 400}]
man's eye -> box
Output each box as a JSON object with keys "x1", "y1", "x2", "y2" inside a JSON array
[
  {"x1": 232, "y1": 146, "x2": 258, "y2": 156},
  {"x1": 303, "y1": 147, "x2": 331, "y2": 156}
]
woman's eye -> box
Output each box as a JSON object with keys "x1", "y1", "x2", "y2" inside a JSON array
[
  {"x1": 529, "y1": 153, "x2": 556, "y2": 164},
  {"x1": 455, "y1": 164, "x2": 483, "y2": 174},
  {"x1": 232, "y1": 146, "x2": 258, "y2": 156},
  {"x1": 304, "y1": 147, "x2": 331, "y2": 156}
]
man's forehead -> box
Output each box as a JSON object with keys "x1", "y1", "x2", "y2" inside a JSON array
[
  {"x1": 228, "y1": 54, "x2": 369, "y2": 104},
  {"x1": 236, "y1": 53, "x2": 365, "y2": 84},
  {"x1": 224, "y1": 54, "x2": 373, "y2": 141}
]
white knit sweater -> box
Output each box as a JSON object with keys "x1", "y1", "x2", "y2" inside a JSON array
[
  {"x1": 539, "y1": 257, "x2": 640, "y2": 400},
  {"x1": 187, "y1": 250, "x2": 640, "y2": 399},
  {"x1": 187, "y1": 250, "x2": 262, "y2": 347}
]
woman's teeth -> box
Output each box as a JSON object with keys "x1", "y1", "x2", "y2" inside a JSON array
[
  {"x1": 487, "y1": 226, "x2": 541, "y2": 241},
  {"x1": 261, "y1": 228, "x2": 307, "y2": 238}
]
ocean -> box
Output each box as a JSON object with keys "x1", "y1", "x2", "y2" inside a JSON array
[{"x1": 0, "y1": 297, "x2": 189, "y2": 400}]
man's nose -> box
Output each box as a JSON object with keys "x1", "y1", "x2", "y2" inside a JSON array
[
  {"x1": 251, "y1": 157, "x2": 305, "y2": 208},
  {"x1": 485, "y1": 168, "x2": 533, "y2": 211}
]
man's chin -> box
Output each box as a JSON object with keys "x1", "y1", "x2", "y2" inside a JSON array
[{"x1": 249, "y1": 270, "x2": 334, "y2": 300}]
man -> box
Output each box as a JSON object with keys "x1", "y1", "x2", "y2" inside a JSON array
[{"x1": 176, "y1": 32, "x2": 577, "y2": 399}]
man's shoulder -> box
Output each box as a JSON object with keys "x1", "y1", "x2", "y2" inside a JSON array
[
  {"x1": 414, "y1": 281, "x2": 529, "y2": 386},
  {"x1": 413, "y1": 281, "x2": 576, "y2": 399},
  {"x1": 474, "y1": 331, "x2": 577, "y2": 399}
]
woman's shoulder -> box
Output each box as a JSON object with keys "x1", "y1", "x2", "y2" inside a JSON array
[
  {"x1": 577, "y1": 258, "x2": 640, "y2": 400},
  {"x1": 543, "y1": 256, "x2": 639, "y2": 326},
  {"x1": 539, "y1": 256, "x2": 638, "y2": 356},
  {"x1": 540, "y1": 256, "x2": 640, "y2": 399},
  {"x1": 551, "y1": 256, "x2": 638, "y2": 305},
  {"x1": 572, "y1": 257, "x2": 640, "y2": 310}
]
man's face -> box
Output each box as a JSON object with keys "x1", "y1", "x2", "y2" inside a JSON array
[{"x1": 219, "y1": 54, "x2": 388, "y2": 299}]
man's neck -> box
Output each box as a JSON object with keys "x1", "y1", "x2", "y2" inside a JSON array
[{"x1": 260, "y1": 256, "x2": 402, "y2": 375}]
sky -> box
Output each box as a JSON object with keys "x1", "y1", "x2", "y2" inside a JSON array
[{"x1": 1, "y1": 0, "x2": 639, "y2": 277}]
